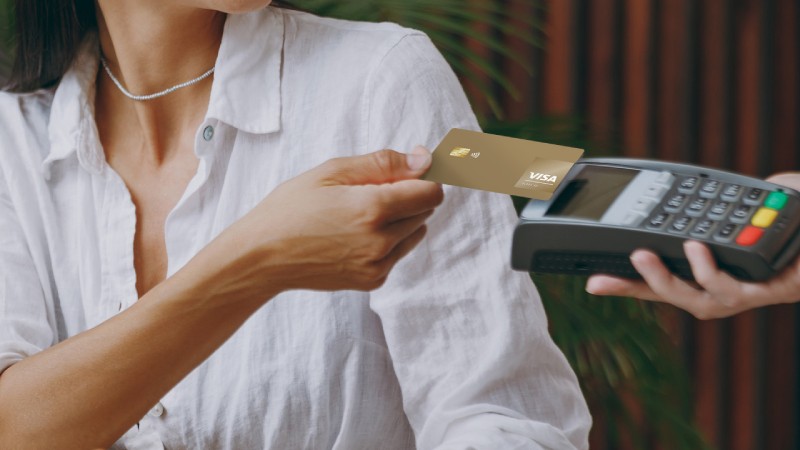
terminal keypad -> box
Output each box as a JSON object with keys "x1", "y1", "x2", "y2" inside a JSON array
[{"x1": 633, "y1": 172, "x2": 790, "y2": 247}]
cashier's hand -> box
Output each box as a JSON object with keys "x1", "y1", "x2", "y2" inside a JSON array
[{"x1": 585, "y1": 172, "x2": 800, "y2": 319}]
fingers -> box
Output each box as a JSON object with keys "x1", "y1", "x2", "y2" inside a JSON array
[
  {"x1": 739, "y1": 255, "x2": 800, "y2": 305},
  {"x1": 587, "y1": 243, "x2": 794, "y2": 319},
  {"x1": 377, "y1": 225, "x2": 428, "y2": 273},
  {"x1": 586, "y1": 275, "x2": 663, "y2": 301},
  {"x1": 682, "y1": 240, "x2": 744, "y2": 305},
  {"x1": 629, "y1": 249, "x2": 689, "y2": 296},
  {"x1": 586, "y1": 249, "x2": 717, "y2": 316},
  {"x1": 683, "y1": 240, "x2": 800, "y2": 310},
  {"x1": 377, "y1": 179, "x2": 444, "y2": 222},
  {"x1": 382, "y1": 210, "x2": 433, "y2": 249},
  {"x1": 357, "y1": 215, "x2": 430, "y2": 291},
  {"x1": 321, "y1": 147, "x2": 432, "y2": 186},
  {"x1": 765, "y1": 172, "x2": 800, "y2": 190}
]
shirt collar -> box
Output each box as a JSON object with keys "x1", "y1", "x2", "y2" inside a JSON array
[
  {"x1": 207, "y1": 7, "x2": 284, "y2": 135},
  {"x1": 42, "y1": 7, "x2": 285, "y2": 179},
  {"x1": 43, "y1": 35, "x2": 103, "y2": 178}
]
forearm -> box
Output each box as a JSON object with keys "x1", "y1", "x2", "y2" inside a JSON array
[{"x1": 0, "y1": 250, "x2": 272, "y2": 449}]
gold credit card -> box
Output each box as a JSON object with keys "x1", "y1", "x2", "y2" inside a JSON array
[{"x1": 421, "y1": 128, "x2": 584, "y2": 200}]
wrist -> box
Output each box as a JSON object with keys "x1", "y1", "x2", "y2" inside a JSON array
[{"x1": 168, "y1": 230, "x2": 286, "y2": 312}]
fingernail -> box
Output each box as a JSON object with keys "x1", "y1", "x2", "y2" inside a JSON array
[
  {"x1": 407, "y1": 146, "x2": 431, "y2": 171},
  {"x1": 630, "y1": 250, "x2": 645, "y2": 265}
]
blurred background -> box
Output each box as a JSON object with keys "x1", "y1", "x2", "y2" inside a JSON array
[
  {"x1": 1, "y1": 0, "x2": 798, "y2": 449},
  {"x1": 493, "y1": 2, "x2": 799, "y2": 449}
]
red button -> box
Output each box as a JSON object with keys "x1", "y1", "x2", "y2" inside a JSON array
[{"x1": 735, "y1": 225, "x2": 764, "y2": 246}]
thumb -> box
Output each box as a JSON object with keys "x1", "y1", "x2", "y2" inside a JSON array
[
  {"x1": 766, "y1": 172, "x2": 800, "y2": 191},
  {"x1": 324, "y1": 146, "x2": 432, "y2": 185}
]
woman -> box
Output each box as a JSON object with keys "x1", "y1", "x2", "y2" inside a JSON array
[
  {"x1": 587, "y1": 173, "x2": 800, "y2": 319},
  {"x1": 0, "y1": 1, "x2": 591, "y2": 448}
]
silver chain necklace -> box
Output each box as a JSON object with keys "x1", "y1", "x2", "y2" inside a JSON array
[{"x1": 99, "y1": 56, "x2": 215, "y2": 102}]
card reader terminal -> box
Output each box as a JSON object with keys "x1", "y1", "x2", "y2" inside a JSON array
[{"x1": 511, "y1": 158, "x2": 800, "y2": 281}]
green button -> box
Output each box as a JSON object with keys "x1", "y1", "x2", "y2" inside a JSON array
[{"x1": 764, "y1": 191, "x2": 788, "y2": 210}]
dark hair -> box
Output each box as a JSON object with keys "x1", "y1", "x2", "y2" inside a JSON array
[
  {"x1": 6, "y1": 1, "x2": 298, "y2": 93},
  {"x1": 7, "y1": 0, "x2": 97, "y2": 92}
]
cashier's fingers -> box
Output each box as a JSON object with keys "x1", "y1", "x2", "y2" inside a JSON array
[
  {"x1": 763, "y1": 256, "x2": 800, "y2": 304},
  {"x1": 586, "y1": 272, "x2": 729, "y2": 318},
  {"x1": 585, "y1": 275, "x2": 663, "y2": 302},
  {"x1": 584, "y1": 249, "x2": 701, "y2": 306},
  {"x1": 587, "y1": 249, "x2": 731, "y2": 318},
  {"x1": 685, "y1": 240, "x2": 800, "y2": 308},
  {"x1": 626, "y1": 249, "x2": 772, "y2": 318},
  {"x1": 682, "y1": 240, "x2": 746, "y2": 307},
  {"x1": 626, "y1": 249, "x2": 726, "y2": 317},
  {"x1": 589, "y1": 246, "x2": 800, "y2": 318}
]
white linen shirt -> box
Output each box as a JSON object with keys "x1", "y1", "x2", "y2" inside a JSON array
[{"x1": 0, "y1": 6, "x2": 591, "y2": 450}]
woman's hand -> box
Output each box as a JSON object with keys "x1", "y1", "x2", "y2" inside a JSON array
[
  {"x1": 189, "y1": 146, "x2": 443, "y2": 304},
  {"x1": 585, "y1": 172, "x2": 800, "y2": 319}
]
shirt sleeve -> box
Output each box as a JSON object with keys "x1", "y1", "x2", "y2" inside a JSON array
[
  {"x1": 365, "y1": 33, "x2": 592, "y2": 449},
  {"x1": 0, "y1": 163, "x2": 56, "y2": 375}
]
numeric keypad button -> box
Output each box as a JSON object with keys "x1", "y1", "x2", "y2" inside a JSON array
[
  {"x1": 714, "y1": 223, "x2": 740, "y2": 243},
  {"x1": 707, "y1": 201, "x2": 731, "y2": 220},
  {"x1": 690, "y1": 219, "x2": 716, "y2": 238},
  {"x1": 729, "y1": 204, "x2": 754, "y2": 223},
  {"x1": 720, "y1": 184, "x2": 743, "y2": 202},
  {"x1": 646, "y1": 212, "x2": 671, "y2": 230},
  {"x1": 663, "y1": 194, "x2": 687, "y2": 213},
  {"x1": 685, "y1": 198, "x2": 710, "y2": 217},
  {"x1": 743, "y1": 188, "x2": 765, "y2": 205},
  {"x1": 669, "y1": 216, "x2": 694, "y2": 234},
  {"x1": 678, "y1": 176, "x2": 699, "y2": 194},
  {"x1": 698, "y1": 179, "x2": 722, "y2": 198}
]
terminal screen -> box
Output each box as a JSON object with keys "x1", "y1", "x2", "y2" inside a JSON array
[{"x1": 546, "y1": 166, "x2": 638, "y2": 220}]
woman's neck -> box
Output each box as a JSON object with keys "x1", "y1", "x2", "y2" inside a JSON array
[{"x1": 95, "y1": 2, "x2": 226, "y2": 165}]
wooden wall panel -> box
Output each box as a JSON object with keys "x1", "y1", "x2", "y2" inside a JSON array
[
  {"x1": 730, "y1": 312, "x2": 760, "y2": 450},
  {"x1": 586, "y1": 0, "x2": 618, "y2": 147},
  {"x1": 542, "y1": 0, "x2": 575, "y2": 115},
  {"x1": 764, "y1": 305, "x2": 797, "y2": 450},
  {"x1": 621, "y1": 0, "x2": 654, "y2": 159},
  {"x1": 732, "y1": 0, "x2": 761, "y2": 175},
  {"x1": 771, "y1": 0, "x2": 799, "y2": 172},
  {"x1": 699, "y1": 0, "x2": 734, "y2": 169},
  {"x1": 655, "y1": 0, "x2": 690, "y2": 163}
]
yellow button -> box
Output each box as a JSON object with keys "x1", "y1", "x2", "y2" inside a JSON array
[{"x1": 751, "y1": 207, "x2": 778, "y2": 228}]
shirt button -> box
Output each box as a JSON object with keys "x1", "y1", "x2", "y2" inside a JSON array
[
  {"x1": 148, "y1": 402, "x2": 165, "y2": 418},
  {"x1": 203, "y1": 125, "x2": 214, "y2": 141}
]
